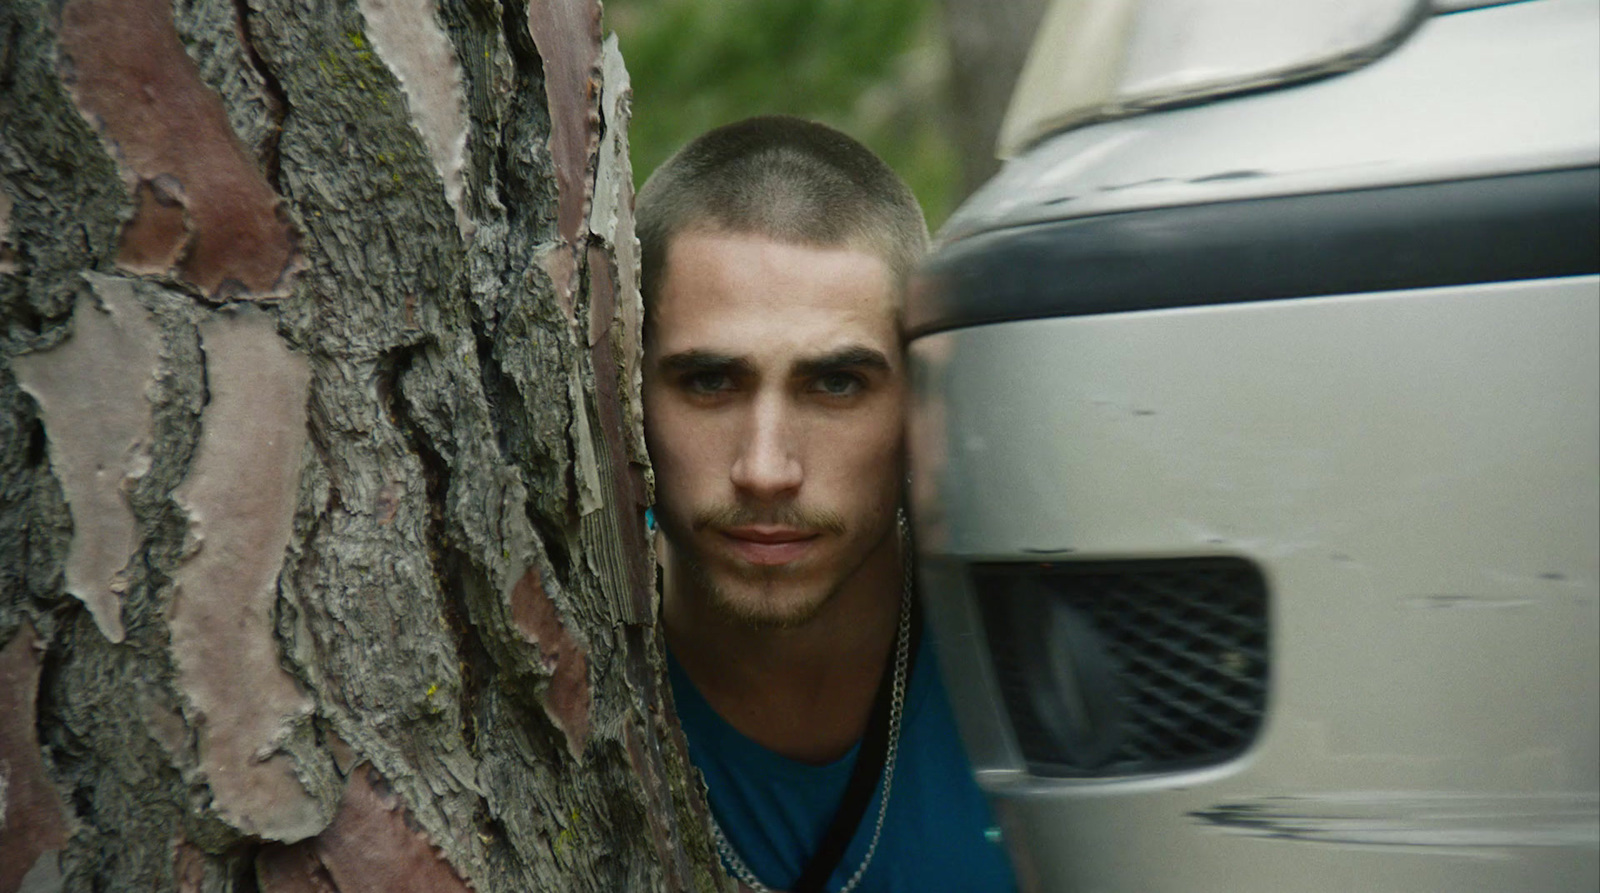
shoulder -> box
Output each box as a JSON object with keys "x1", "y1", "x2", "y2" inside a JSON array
[{"x1": 883, "y1": 636, "x2": 1019, "y2": 892}]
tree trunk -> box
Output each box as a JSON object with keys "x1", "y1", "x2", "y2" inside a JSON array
[
  {"x1": 0, "y1": 0, "x2": 726, "y2": 890},
  {"x1": 939, "y1": 0, "x2": 1050, "y2": 196}
]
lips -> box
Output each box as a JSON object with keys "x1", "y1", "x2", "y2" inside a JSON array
[{"x1": 719, "y1": 526, "x2": 819, "y2": 566}]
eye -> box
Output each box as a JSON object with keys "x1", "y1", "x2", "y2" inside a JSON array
[
  {"x1": 683, "y1": 371, "x2": 734, "y2": 396},
  {"x1": 812, "y1": 371, "x2": 865, "y2": 398}
]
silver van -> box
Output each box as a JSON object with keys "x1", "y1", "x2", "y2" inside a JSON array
[{"x1": 906, "y1": 1, "x2": 1599, "y2": 890}]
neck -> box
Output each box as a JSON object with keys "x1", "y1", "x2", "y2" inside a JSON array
[{"x1": 663, "y1": 533, "x2": 903, "y2": 764}]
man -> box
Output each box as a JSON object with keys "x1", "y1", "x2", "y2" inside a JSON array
[{"x1": 639, "y1": 116, "x2": 1017, "y2": 893}]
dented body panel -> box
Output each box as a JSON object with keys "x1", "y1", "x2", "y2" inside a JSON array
[{"x1": 911, "y1": 278, "x2": 1600, "y2": 890}]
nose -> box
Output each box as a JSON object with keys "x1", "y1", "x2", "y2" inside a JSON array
[{"x1": 729, "y1": 394, "x2": 803, "y2": 500}]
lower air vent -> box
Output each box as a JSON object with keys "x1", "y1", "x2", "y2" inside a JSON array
[{"x1": 972, "y1": 558, "x2": 1269, "y2": 778}]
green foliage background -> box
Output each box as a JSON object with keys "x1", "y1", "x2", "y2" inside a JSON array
[{"x1": 605, "y1": 0, "x2": 961, "y2": 229}]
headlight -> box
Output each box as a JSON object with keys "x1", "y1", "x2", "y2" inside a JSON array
[{"x1": 998, "y1": 0, "x2": 1431, "y2": 157}]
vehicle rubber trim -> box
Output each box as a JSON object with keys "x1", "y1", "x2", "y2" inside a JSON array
[{"x1": 908, "y1": 167, "x2": 1600, "y2": 339}]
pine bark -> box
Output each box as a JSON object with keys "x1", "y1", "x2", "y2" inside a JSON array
[{"x1": 0, "y1": 0, "x2": 725, "y2": 890}]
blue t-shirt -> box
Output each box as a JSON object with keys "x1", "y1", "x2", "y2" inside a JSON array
[{"x1": 667, "y1": 630, "x2": 1018, "y2": 892}]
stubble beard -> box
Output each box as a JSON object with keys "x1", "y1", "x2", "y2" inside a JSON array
[
  {"x1": 686, "y1": 558, "x2": 833, "y2": 631},
  {"x1": 671, "y1": 504, "x2": 897, "y2": 631}
]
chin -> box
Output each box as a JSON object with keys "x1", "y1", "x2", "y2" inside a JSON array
[{"x1": 708, "y1": 572, "x2": 837, "y2": 631}]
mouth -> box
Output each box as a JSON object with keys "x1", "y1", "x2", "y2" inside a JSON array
[{"x1": 719, "y1": 526, "x2": 819, "y2": 566}]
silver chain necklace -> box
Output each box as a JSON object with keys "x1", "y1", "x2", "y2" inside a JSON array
[{"x1": 708, "y1": 561, "x2": 914, "y2": 893}]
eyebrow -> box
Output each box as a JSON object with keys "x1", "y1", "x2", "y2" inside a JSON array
[
  {"x1": 792, "y1": 346, "x2": 893, "y2": 379},
  {"x1": 655, "y1": 346, "x2": 892, "y2": 380},
  {"x1": 656, "y1": 350, "x2": 756, "y2": 378}
]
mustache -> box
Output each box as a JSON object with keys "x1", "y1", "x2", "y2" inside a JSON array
[{"x1": 691, "y1": 504, "x2": 848, "y2": 536}]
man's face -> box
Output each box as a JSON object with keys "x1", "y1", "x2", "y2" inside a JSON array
[{"x1": 644, "y1": 230, "x2": 906, "y2": 628}]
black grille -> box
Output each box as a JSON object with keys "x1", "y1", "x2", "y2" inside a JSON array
[{"x1": 972, "y1": 558, "x2": 1269, "y2": 778}]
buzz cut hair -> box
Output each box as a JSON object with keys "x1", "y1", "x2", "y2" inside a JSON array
[{"x1": 635, "y1": 115, "x2": 930, "y2": 313}]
